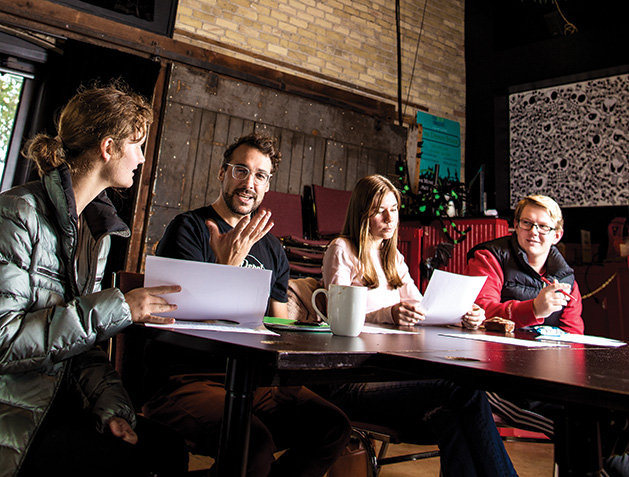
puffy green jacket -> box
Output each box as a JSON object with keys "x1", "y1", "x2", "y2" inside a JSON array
[{"x1": 0, "y1": 165, "x2": 135, "y2": 476}]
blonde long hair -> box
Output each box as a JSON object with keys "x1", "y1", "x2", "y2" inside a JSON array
[{"x1": 341, "y1": 174, "x2": 403, "y2": 289}]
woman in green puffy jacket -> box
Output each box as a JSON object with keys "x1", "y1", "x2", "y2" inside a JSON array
[{"x1": 0, "y1": 85, "x2": 187, "y2": 476}]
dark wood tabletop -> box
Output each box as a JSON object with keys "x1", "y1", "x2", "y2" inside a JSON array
[{"x1": 138, "y1": 323, "x2": 629, "y2": 476}]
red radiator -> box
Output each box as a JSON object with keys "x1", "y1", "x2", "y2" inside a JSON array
[{"x1": 421, "y1": 218, "x2": 510, "y2": 276}]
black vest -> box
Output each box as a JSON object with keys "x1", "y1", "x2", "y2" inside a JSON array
[{"x1": 467, "y1": 234, "x2": 575, "y2": 327}]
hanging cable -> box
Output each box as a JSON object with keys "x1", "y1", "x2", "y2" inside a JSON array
[
  {"x1": 554, "y1": 0, "x2": 578, "y2": 35},
  {"x1": 396, "y1": 0, "x2": 403, "y2": 125},
  {"x1": 403, "y1": 0, "x2": 429, "y2": 120}
]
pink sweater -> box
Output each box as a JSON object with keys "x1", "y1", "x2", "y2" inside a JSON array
[{"x1": 322, "y1": 237, "x2": 422, "y2": 324}]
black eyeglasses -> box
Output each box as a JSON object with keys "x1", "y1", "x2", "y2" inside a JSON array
[
  {"x1": 517, "y1": 219, "x2": 555, "y2": 235},
  {"x1": 225, "y1": 163, "x2": 272, "y2": 186}
]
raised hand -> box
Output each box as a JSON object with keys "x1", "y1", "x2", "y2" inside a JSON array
[{"x1": 206, "y1": 209, "x2": 274, "y2": 266}]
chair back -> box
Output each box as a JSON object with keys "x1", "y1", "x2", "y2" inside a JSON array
[
  {"x1": 311, "y1": 184, "x2": 352, "y2": 239},
  {"x1": 262, "y1": 190, "x2": 305, "y2": 238}
]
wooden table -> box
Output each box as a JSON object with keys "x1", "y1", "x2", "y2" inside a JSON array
[{"x1": 140, "y1": 324, "x2": 629, "y2": 477}]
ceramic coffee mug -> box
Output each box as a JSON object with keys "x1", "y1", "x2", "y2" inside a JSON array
[{"x1": 311, "y1": 284, "x2": 367, "y2": 337}]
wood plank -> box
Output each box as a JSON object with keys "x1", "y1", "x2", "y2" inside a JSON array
[
  {"x1": 189, "y1": 110, "x2": 217, "y2": 211},
  {"x1": 357, "y1": 147, "x2": 371, "y2": 184},
  {"x1": 160, "y1": 65, "x2": 406, "y2": 155},
  {"x1": 288, "y1": 133, "x2": 305, "y2": 195},
  {"x1": 311, "y1": 136, "x2": 327, "y2": 187},
  {"x1": 125, "y1": 62, "x2": 168, "y2": 272},
  {"x1": 205, "y1": 113, "x2": 231, "y2": 205},
  {"x1": 275, "y1": 129, "x2": 293, "y2": 193},
  {"x1": 345, "y1": 145, "x2": 360, "y2": 191},
  {"x1": 152, "y1": 102, "x2": 196, "y2": 208},
  {"x1": 323, "y1": 140, "x2": 347, "y2": 189},
  {"x1": 300, "y1": 135, "x2": 317, "y2": 196}
]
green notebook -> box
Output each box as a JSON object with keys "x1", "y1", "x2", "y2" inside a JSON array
[{"x1": 264, "y1": 316, "x2": 331, "y2": 333}]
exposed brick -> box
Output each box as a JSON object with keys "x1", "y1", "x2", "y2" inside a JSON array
[{"x1": 176, "y1": 0, "x2": 466, "y2": 145}]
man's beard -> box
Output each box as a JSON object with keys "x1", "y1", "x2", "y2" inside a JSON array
[{"x1": 223, "y1": 187, "x2": 260, "y2": 216}]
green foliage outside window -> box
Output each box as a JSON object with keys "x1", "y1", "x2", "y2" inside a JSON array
[{"x1": 0, "y1": 72, "x2": 24, "y2": 178}]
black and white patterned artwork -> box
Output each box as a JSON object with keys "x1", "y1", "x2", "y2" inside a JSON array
[{"x1": 509, "y1": 74, "x2": 629, "y2": 208}]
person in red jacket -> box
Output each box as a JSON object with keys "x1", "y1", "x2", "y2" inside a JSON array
[
  {"x1": 466, "y1": 194, "x2": 583, "y2": 334},
  {"x1": 466, "y1": 195, "x2": 628, "y2": 476}
]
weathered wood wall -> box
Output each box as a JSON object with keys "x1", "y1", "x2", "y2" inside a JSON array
[{"x1": 146, "y1": 63, "x2": 407, "y2": 253}]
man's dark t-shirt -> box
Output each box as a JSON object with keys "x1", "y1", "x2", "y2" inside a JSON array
[
  {"x1": 156, "y1": 204, "x2": 289, "y2": 306},
  {"x1": 144, "y1": 205, "x2": 289, "y2": 396}
]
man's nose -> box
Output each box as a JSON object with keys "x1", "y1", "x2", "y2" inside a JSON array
[{"x1": 243, "y1": 172, "x2": 256, "y2": 188}]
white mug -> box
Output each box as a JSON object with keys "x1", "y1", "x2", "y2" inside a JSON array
[{"x1": 311, "y1": 284, "x2": 367, "y2": 337}]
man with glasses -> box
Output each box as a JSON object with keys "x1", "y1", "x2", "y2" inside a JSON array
[
  {"x1": 464, "y1": 195, "x2": 629, "y2": 475},
  {"x1": 141, "y1": 132, "x2": 351, "y2": 476}
]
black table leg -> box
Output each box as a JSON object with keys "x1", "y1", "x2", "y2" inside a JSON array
[
  {"x1": 555, "y1": 405, "x2": 603, "y2": 476},
  {"x1": 215, "y1": 356, "x2": 257, "y2": 477}
]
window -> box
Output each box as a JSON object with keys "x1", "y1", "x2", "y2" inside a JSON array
[{"x1": 0, "y1": 71, "x2": 25, "y2": 184}]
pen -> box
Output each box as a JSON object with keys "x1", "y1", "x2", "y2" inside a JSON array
[{"x1": 539, "y1": 276, "x2": 576, "y2": 301}]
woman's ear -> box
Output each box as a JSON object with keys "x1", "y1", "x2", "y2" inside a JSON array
[{"x1": 100, "y1": 138, "x2": 115, "y2": 163}]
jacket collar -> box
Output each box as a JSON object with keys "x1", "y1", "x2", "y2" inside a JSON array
[{"x1": 42, "y1": 164, "x2": 130, "y2": 240}]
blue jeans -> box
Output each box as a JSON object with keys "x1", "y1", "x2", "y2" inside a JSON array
[{"x1": 328, "y1": 379, "x2": 518, "y2": 477}]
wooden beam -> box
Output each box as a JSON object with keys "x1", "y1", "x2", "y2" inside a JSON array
[{"x1": 124, "y1": 63, "x2": 171, "y2": 273}]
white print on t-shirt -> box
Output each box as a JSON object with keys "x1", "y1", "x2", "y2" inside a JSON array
[{"x1": 242, "y1": 255, "x2": 266, "y2": 270}]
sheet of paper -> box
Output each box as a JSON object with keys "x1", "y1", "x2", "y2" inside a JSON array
[
  {"x1": 146, "y1": 321, "x2": 278, "y2": 335},
  {"x1": 536, "y1": 334, "x2": 627, "y2": 348},
  {"x1": 440, "y1": 333, "x2": 570, "y2": 348},
  {"x1": 418, "y1": 270, "x2": 487, "y2": 325},
  {"x1": 362, "y1": 324, "x2": 419, "y2": 334},
  {"x1": 144, "y1": 255, "x2": 272, "y2": 325}
]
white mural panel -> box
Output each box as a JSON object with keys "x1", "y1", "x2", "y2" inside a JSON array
[{"x1": 509, "y1": 74, "x2": 629, "y2": 208}]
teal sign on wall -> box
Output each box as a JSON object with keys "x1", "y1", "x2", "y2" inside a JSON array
[{"x1": 416, "y1": 111, "x2": 461, "y2": 180}]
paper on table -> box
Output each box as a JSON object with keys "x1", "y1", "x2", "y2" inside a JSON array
[
  {"x1": 440, "y1": 333, "x2": 569, "y2": 348},
  {"x1": 535, "y1": 334, "x2": 627, "y2": 348},
  {"x1": 144, "y1": 255, "x2": 272, "y2": 326},
  {"x1": 146, "y1": 321, "x2": 278, "y2": 335},
  {"x1": 418, "y1": 270, "x2": 487, "y2": 325}
]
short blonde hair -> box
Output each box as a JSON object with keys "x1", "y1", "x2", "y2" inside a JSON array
[{"x1": 514, "y1": 195, "x2": 564, "y2": 233}]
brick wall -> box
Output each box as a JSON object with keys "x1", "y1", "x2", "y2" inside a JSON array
[{"x1": 174, "y1": 0, "x2": 466, "y2": 166}]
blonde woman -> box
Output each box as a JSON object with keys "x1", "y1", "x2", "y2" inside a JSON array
[{"x1": 321, "y1": 174, "x2": 517, "y2": 477}]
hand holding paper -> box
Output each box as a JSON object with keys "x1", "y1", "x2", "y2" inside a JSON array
[{"x1": 418, "y1": 270, "x2": 487, "y2": 325}]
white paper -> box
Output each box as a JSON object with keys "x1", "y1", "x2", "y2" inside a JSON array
[
  {"x1": 440, "y1": 333, "x2": 570, "y2": 348},
  {"x1": 144, "y1": 255, "x2": 272, "y2": 325},
  {"x1": 362, "y1": 324, "x2": 419, "y2": 334},
  {"x1": 535, "y1": 334, "x2": 627, "y2": 348},
  {"x1": 418, "y1": 270, "x2": 487, "y2": 325},
  {"x1": 146, "y1": 321, "x2": 278, "y2": 335}
]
